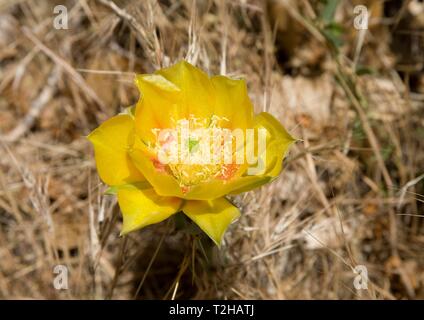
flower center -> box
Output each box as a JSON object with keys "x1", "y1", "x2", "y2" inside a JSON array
[
  {"x1": 152, "y1": 115, "x2": 239, "y2": 191},
  {"x1": 168, "y1": 163, "x2": 222, "y2": 187}
]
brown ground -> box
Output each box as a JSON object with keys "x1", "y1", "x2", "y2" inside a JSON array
[{"x1": 0, "y1": 0, "x2": 423, "y2": 299}]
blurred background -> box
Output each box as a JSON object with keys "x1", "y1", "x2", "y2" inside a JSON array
[{"x1": 0, "y1": 0, "x2": 423, "y2": 299}]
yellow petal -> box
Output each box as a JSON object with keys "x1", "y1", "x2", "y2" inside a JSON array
[
  {"x1": 135, "y1": 73, "x2": 181, "y2": 94},
  {"x1": 253, "y1": 112, "x2": 296, "y2": 178},
  {"x1": 87, "y1": 114, "x2": 144, "y2": 186},
  {"x1": 182, "y1": 197, "x2": 240, "y2": 246},
  {"x1": 134, "y1": 74, "x2": 182, "y2": 144},
  {"x1": 185, "y1": 113, "x2": 294, "y2": 198},
  {"x1": 156, "y1": 60, "x2": 216, "y2": 119},
  {"x1": 117, "y1": 184, "x2": 182, "y2": 235},
  {"x1": 184, "y1": 175, "x2": 268, "y2": 200},
  {"x1": 255, "y1": 112, "x2": 295, "y2": 145},
  {"x1": 211, "y1": 75, "x2": 254, "y2": 129},
  {"x1": 226, "y1": 112, "x2": 296, "y2": 195},
  {"x1": 133, "y1": 61, "x2": 257, "y2": 149},
  {"x1": 128, "y1": 138, "x2": 185, "y2": 198},
  {"x1": 227, "y1": 175, "x2": 272, "y2": 195}
]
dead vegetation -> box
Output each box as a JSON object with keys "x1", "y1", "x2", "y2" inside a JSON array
[{"x1": 0, "y1": 0, "x2": 423, "y2": 299}]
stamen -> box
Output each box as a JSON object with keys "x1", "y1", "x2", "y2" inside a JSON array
[{"x1": 152, "y1": 114, "x2": 238, "y2": 191}]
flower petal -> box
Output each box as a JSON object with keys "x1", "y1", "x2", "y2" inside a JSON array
[
  {"x1": 117, "y1": 184, "x2": 182, "y2": 235},
  {"x1": 255, "y1": 112, "x2": 295, "y2": 144},
  {"x1": 253, "y1": 112, "x2": 296, "y2": 177},
  {"x1": 182, "y1": 197, "x2": 240, "y2": 246},
  {"x1": 185, "y1": 113, "x2": 295, "y2": 198},
  {"x1": 87, "y1": 114, "x2": 144, "y2": 186},
  {"x1": 128, "y1": 138, "x2": 185, "y2": 198},
  {"x1": 226, "y1": 112, "x2": 296, "y2": 195},
  {"x1": 134, "y1": 74, "x2": 182, "y2": 144},
  {"x1": 157, "y1": 60, "x2": 216, "y2": 119},
  {"x1": 210, "y1": 75, "x2": 254, "y2": 129},
  {"x1": 199, "y1": 112, "x2": 296, "y2": 197},
  {"x1": 184, "y1": 175, "x2": 268, "y2": 200}
]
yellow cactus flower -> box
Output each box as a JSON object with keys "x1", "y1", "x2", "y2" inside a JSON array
[{"x1": 88, "y1": 61, "x2": 295, "y2": 246}]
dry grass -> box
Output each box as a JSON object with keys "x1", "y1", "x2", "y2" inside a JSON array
[{"x1": 0, "y1": 0, "x2": 423, "y2": 299}]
